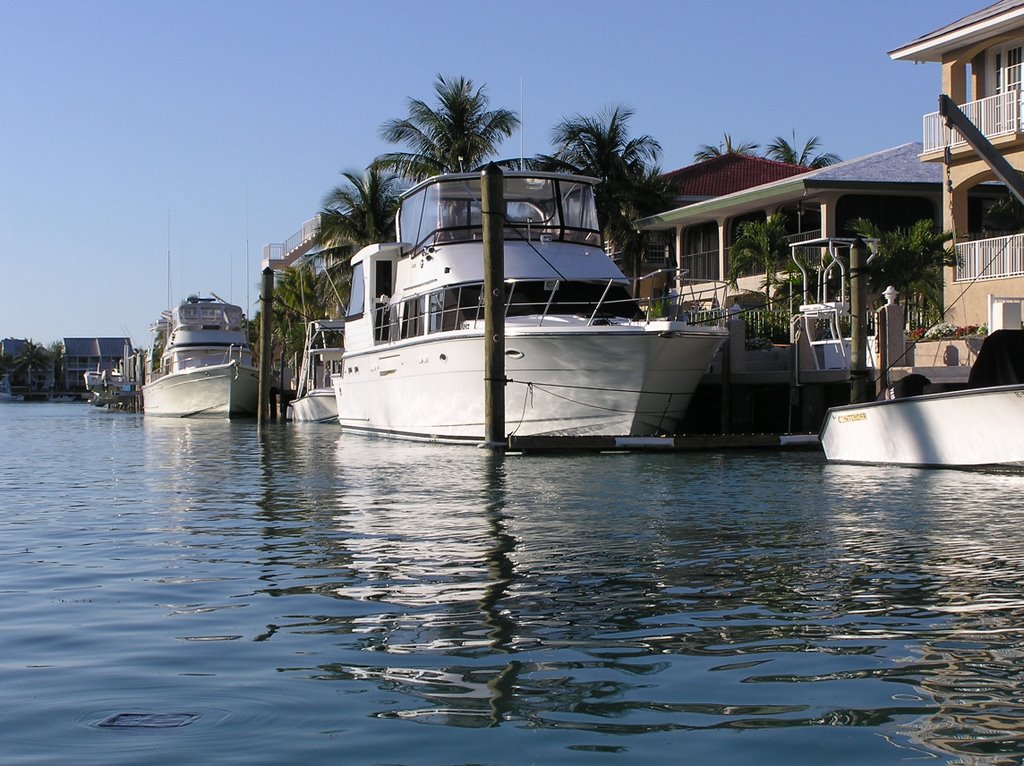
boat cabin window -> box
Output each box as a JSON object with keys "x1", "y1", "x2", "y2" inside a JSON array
[
  {"x1": 398, "y1": 175, "x2": 602, "y2": 251},
  {"x1": 347, "y1": 262, "x2": 366, "y2": 319},
  {"x1": 374, "y1": 280, "x2": 638, "y2": 344}
]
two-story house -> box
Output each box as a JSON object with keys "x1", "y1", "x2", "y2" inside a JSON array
[{"x1": 891, "y1": 0, "x2": 1024, "y2": 329}]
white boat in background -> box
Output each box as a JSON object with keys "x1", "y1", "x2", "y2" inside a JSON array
[
  {"x1": 143, "y1": 295, "x2": 258, "y2": 418},
  {"x1": 0, "y1": 374, "x2": 22, "y2": 402},
  {"x1": 287, "y1": 319, "x2": 345, "y2": 423},
  {"x1": 820, "y1": 329, "x2": 1024, "y2": 467},
  {"x1": 84, "y1": 366, "x2": 124, "y2": 406},
  {"x1": 332, "y1": 170, "x2": 729, "y2": 443}
]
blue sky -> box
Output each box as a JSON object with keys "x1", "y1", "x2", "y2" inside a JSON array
[{"x1": 1, "y1": 0, "x2": 974, "y2": 346}]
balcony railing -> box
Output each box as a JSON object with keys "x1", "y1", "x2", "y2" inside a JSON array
[
  {"x1": 262, "y1": 214, "x2": 322, "y2": 267},
  {"x1": 955, "y1": 232, "x2": 1024, "y2": 281},
  {"x1": 923, "y1": 91, "x2": 1024, "y2": 153}
]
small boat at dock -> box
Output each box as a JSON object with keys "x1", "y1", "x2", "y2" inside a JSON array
[
  {"x1": 0, "y1": 374, "x2": 22, "y2": 402},
  {"x1": 820, "y1": 329, "x2": 1024, "y2": 467},
  {"x1": 142, "y1": 295, "x2": 258, "y2": 418},
  {"x1": 287, "y1": 319, "x2": 344, "y2": 423}
]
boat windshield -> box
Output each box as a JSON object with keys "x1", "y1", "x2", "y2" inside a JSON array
[{"x1": 399, "y1": 176, "x2": 601, "y2": 250}]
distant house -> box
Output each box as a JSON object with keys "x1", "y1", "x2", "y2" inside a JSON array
[
  {"x1": 636, "y1": 143, "x2": 1002, "y2": 304},
  {"x1": 890, "y1": 0, "x2": 1024, "y2": 328},
  {"x1": 63, "y1": 337, "x2": 132, "y2": 392}
]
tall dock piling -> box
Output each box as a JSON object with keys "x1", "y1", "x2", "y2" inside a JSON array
[
  {"x1": 849, "y1": 237, "x2": 870, "y2": 404},
  {"x1": 481, "y1": 163, "x2": 506, "y2": 451},
  {"x1": 258, "y1": 266, "x2": 274, "y2": 427}
]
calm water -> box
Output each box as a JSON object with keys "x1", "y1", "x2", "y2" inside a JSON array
[{"x1": 4, "y1": 404, "x2": 1024, "y2": 765}]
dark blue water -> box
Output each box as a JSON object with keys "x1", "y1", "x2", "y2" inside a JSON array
[{"x1": 4, "y1": 403, "x2": 1024, "y2": 764}]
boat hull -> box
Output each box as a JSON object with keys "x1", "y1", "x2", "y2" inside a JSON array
[
  {"x1": 335, "y1": 327, "x2": 725, "y2": 442},
  {"x1": 142, "y1": 362, "x2": 259, "y2": 418},
  {"x1": 820, "y1": 384, "x2": 1024, "y2": 467},
  {"x1": 287, "y1": 389, "x2": 338, "y2": 423}
]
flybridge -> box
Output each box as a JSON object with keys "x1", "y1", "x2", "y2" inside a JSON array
[{"x1": 397, "y1": 172, "x2": 603, "y2": 252}]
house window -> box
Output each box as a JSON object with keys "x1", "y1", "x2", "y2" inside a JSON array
[
  {"x1": 643, "y1": 231, "x2": 671, "y2": 265},
  {"x1": 992, "y1": 43, "x2": 1024, "y2": 96}
]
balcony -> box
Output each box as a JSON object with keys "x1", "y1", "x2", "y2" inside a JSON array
[
  {"x1": 923, "y1": 91, "x2": 1024, "y2": 154},
  {"x1": 955, "y1": 232, "x2": 1024, "y2": 281}
]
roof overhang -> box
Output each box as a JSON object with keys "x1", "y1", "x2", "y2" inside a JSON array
[{"x1": 890, "y1": 5, "x2": 1024, "y2": 62}]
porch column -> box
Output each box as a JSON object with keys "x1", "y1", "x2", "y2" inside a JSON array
[
  {"x1": 941, "y1": 57, "x2": 968, "y2": 104},
  {"x1": 716, "y1": 219, "x2": 728, "y2": 284},
  {"x1": 817, "y1": 194, "x2": 838, "y2": 238}
]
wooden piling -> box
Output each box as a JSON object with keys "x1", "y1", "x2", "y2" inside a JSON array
[
  {"x1": 481, "y1": 163, "x2": 506, "y2": 450},
  {"x1": 849, "y1": 237, "x2": 870, "y2": 404},
  {"x1": 258, "y1": 266, "x2": 274, "y2": 427}
]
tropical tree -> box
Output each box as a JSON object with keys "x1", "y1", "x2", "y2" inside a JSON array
[
  {"x1": 764, "y1": 132, "x2": 840, "y2": 168},
  {"x1": 267, "y1": 263, "x2": 327, "y2": 371},
  {"x1": 694, "y1": 133, "x2": 759, "y2": 161},
  {"x1": 319, "y1": 166, "x2": 402, "y2": 250},
  {"x1": 847, "y1": 218, "x2": 954, "y2": 319},
  {"x1": 727, "y1": 213, "x2": 795, "y2": 307},
  {"x1": 314, "y1": 165, "x2": 403, "y2": 316},
  {"x1": 376, "y1": 74, "x2": 520, "y2": 181},
  {"x1": 14, "y1": 340, "x2": 52, "y2": 391},
  {"x1": 535, "y1": 105, "x2": 674, "y2": 277}
]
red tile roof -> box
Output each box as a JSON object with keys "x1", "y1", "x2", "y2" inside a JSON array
[{"x1": 663, "y1": 154, "x2": 809, "y2": 198}]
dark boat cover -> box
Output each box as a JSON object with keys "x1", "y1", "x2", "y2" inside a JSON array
[{"x1": 967, "y1": 329, "x2": 1024, "y2": 388}]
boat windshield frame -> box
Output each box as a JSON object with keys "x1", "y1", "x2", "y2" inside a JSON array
[{"x1": 398, "y1": 173, "x2": 602, "y2": 252}]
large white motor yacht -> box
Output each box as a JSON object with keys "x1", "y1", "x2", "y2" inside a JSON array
[
  {"x1": 332, "y1": 170, "x2": 728, "y2": 443},
  {"x1": 143, "y1": 295, "x2": 258, "y2": 418}
]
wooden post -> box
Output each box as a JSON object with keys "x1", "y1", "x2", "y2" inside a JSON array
[
  {"x1": 258, "y1": 266, "x2": 274, "y2": 427},
  {"x1": 849, "y1": 237, "x2": 870, "y2": 404},
  {"x1": 481, "y1": 163, "x2": 506, "y2": 450}
]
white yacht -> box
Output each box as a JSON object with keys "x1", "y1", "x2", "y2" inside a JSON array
[
  {"x1": 143, "y1": 295, "x2": 258, "y2": 418},
  {"x1": 332, "y1": 170, "x2": 728, "y2": 443},
  {"x1": 287, "y1": 319, "x2": 344, "y2": 423}
]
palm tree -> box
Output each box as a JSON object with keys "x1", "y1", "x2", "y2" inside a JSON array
[
  {"x1": 314, "y1": 165, "x2": 403, "y2": 315},
  {"x1": 14, "y1": 340, "x2": 52, "y2": 391},
  {"x1": 377, "y1": 74, "x2": 520, "y2": 181},
  {"x1": 694, "y1": 133, "x2": 759, "y2": 161},
  {"x1": 847, "y1": 218, "x2": 954, "y2": 318},
  {"x1": 727, "y1": 213, "x2": 795, "y2": 307},
  {"x1": 536, "y1": 105, "x2": 673, "y2": 277},
  {"x1": 271, "y1": 264, "x2": 325, "y2": 369},
  {"x1": 319, "y1": 166, "x2": 402, "y2": 250},
  {"x1": 764, "y1": 132, "x2": 840, "y2": 168}
]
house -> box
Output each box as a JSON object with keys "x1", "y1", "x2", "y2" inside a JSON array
[
  {"x1": 635, "y1": 144, "x2": 1002, "y2": 303},
  {"x1": 890, "y1": 0, "x2": 1024, "y2": 328},
  {"x1": 62, "y1": 337, "x2": 133, "y2": 392}
]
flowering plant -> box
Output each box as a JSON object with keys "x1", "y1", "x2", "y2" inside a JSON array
[{"x1": 911, "y1": 323, "x2": 987, "y2": 340}]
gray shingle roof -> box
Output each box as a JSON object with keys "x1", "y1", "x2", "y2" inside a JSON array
[
  {"x1": 63, "y1": 337, "x2": 133, "y2": 357},
  {"x1": 800, "y1": 143, "x2": 940, "y2": 185}
]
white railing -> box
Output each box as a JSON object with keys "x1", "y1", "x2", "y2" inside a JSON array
[
  {"x1": 955, "y1": 233, "x2": 1024, "y2": 281},
  {"x1": 262, "y1": 214, "x2": 322, "y2": 264},
  {"x1": 923, "y1": 91, "x2": 1024, "y2": 153}
]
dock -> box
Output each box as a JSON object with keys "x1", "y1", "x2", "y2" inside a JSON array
[{"x1": 506, "y1": 433, "x2": 820, "y2": 453}]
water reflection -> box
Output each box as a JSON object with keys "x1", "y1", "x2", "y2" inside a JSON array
[{"x1": 92, "y1": 415, "x2": 1024, "y2": 758}]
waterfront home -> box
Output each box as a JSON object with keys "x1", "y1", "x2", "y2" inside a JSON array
[
  {"x1": 63, "y1": 337, "x2": 133, "y2": 393},
  {"x1": 635, "y1": 143, "x2": 1003, "y2": 305},
  {"x1": 891, "y1": 0, "x2": 1024, "y2": 329}
]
